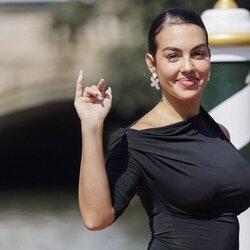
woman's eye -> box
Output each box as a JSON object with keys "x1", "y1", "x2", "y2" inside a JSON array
[
  {"x1": 193, "y1": 50, "x2": 207, "y2": 59},
  {"x1": 166, "y1": 54, "x2": 179, "y2": 62}
]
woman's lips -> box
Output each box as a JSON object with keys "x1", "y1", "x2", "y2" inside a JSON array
[{"x1": 176, "y1": 77, "x2": 199, "y2": 87}]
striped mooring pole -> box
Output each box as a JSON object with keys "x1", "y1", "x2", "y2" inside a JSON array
[{"x1": 201, "y1": 0, "x2": 250, "y2": 249}]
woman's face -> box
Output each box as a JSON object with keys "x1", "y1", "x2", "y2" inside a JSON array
[{"x1": 146, "y1": 23, "x2": 211, "y2": 103}]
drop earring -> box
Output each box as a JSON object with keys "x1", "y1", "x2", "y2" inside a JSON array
[{"x1": 150, "y1": 73, "x2": 160, "y2": 90}]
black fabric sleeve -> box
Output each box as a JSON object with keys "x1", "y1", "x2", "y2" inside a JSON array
[{"x1": 105, "y1": 132, "x2": 144, "y2": 220}]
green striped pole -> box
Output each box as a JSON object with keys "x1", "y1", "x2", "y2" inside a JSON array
[{"x1": 201, "y1": 1, "x2": 250, "y2": 249}]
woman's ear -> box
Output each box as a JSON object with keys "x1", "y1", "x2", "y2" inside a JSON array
[{"x1": 145, "y1": 53, "x2": 156, "y2": 74}]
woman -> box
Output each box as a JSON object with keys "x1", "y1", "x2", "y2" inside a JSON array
[{"x1": 74, "y1": 7, "x2": 250, "y2": 250}]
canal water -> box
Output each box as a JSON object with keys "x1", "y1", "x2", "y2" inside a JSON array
[
  {"x1": 0, "y1": 189, "x2": 149, "y2": 250},
  {"x1": 1, "y1": 189, "x2": 250, "y2": 250}
]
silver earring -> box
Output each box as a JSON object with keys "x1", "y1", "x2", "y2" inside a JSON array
[{"x1": 150, "y1": 73, "x2": 160, "y2": 90}]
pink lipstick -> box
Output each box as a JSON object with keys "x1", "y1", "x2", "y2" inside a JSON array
[{"x1": 176, "y1": 77, "x2": 198, "y2": 87}]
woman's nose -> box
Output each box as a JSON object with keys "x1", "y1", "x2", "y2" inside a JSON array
[{"x1": 180, "y1": 58, "x2": 194, "y2": 73}]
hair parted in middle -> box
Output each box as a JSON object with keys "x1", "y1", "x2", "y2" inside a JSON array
[{"x1": 147, "y1": 8, "x2": 210, "y2": 57}]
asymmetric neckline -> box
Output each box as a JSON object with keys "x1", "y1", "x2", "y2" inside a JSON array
[
  {"x1": 127, "y1": 107, "x2": 203, "y2": 133},
  {"x1": 106, "y1": 106, "x2": 250, "y2": 250}
]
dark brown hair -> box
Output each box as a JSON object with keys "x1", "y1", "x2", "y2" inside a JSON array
[{"x1": 148, "y1": 8, "x2": 209, "y2": 57}]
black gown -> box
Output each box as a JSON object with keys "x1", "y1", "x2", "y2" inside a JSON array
[{"x1": 105, "y1": 107, "x2": 250, "y2": 250}]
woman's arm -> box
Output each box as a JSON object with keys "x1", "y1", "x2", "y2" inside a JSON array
[{"x1": 74, "y1": 71, "x2": 115, "y2": 231}]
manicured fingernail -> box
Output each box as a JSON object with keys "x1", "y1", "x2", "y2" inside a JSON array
[
  {"x1": 79, "y1": 69, "x2": 83, "y2": 76},
  {"x1": 96, "y1": 93, "x2": 103, "y2": 100},
  {"x1": 97, "y1": 96, "x2": 103, "y2": 101}
]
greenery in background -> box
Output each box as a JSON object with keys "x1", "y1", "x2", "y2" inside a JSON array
[{"x1": 51, "y1": 0, "x2": 94, "y2": 43}]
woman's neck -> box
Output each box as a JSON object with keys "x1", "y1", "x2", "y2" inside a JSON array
[{"x1": 159, "y1": 95, "x2": 201, "y2": 121}]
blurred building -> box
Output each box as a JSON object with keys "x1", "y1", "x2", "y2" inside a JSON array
[
  {"x1": 0, "y1": 0, "x2": 132, "y2": 187},
  {"x1": 0, "y1": 0, "x2": 127, "y2": 119}
]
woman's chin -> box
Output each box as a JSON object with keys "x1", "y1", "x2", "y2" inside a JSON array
[{"x1": 176, "y1": 90, "x2": 203, "y2": 102}]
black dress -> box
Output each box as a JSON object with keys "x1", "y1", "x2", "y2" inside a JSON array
[{"x1": 105, "y1": 107, "x2": 250, "y2": 250}]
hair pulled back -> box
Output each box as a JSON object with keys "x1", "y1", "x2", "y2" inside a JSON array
[{"x1": 148, "y1": 8, "x2": 209, "y2": 57}]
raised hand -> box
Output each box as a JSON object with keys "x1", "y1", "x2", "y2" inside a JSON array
[{"x1": 74, "y1": 70, "x2": 112, "y2": 127}]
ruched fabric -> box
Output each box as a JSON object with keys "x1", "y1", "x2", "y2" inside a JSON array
[{"x1": 105, "y1": 107, "x2": 250, "y2": 250}]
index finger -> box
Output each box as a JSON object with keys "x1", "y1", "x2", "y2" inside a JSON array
[
  {"x1": 97, "y1": 79, "x2": 106, "y2": 95},
  {"x1": 75, "y1": 69, "x2": 84, "y2": 99}
]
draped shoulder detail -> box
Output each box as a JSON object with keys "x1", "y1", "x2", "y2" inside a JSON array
[{"x1": 105, "y1": 107, "x2": 250, "y2": 249}]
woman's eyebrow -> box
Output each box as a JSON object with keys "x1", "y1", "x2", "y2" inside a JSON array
[
  {"x1": 162, "y1": 43, "x2": 207, "y2": 52},
  {"x1": 191, "y1": 43, "x2": 208, "y2": 51},
  {"x1": 162, "y1": 47, "x2": 181, "y2": 52}
]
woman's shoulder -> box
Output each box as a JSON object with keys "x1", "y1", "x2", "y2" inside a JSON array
[
  {"x1": 109, "y1": 127, "x2": 127, "y2": 146},
  {"x1": 129, "y1": 106, "x2": 168, "y2": 131},
  {"x1": 200, "y1": 107, "x2": 230, "y2": 140},
  {"x1": 217, "y1": 123, "x2": 231, "y2": 140},
  {"x1": 108, "y1": 112, "x2": 156, "y2": 151},
  {"x1": 130, "y1": 117, "x2": 155, "y2": 131}
]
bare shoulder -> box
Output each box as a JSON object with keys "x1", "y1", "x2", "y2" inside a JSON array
[
  {"x1": 218, "y1": 123, "x2": 231, "y2": 140},
  {"x1": 130, "y1": 114, "x2": 155, "y2": 130},
  {"x1": 130, "y1": 107, "x2": 161, "y2": 130}
]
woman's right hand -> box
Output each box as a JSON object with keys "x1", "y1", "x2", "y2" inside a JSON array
[{"x1": 74, "y1": 70, "x2": 112, "y2": 127}]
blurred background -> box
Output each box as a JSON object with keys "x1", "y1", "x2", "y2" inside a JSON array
[{"x1": 0, "y1": 0, "x2": 249, "y2": 249}]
